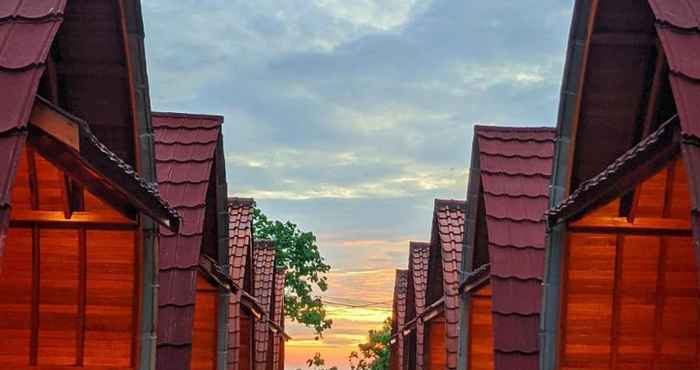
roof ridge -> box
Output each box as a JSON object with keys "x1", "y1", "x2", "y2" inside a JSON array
[
  {"x1": 229, "y1": 197, "x2": 256, "y2": 206},
  {"x1": 152, "y1": 111, "x2": 224, "y2": 122}
]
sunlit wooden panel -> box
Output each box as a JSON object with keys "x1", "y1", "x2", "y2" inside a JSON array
[
  {"x1": 659, "y1": 236, "x2": 698, "y2": 369},
  {"x1": 634, "y1": 169, "x2": 666, "y2": 217},
  {"x1": 83, "y1": 230, "x2": 135, "y2": 367},
  {"x1": 669, "y1": 160, "x2": 691, "y2": 219},
  {"x1": 10, "y1": 148, "x2": 32, "y2": 211},
  {"x1": 562, "y1": 233, "x2": 616, "y2": 370},
  {"x1": 192, "y1": 275, "x2": 218, "y2": 370},
  {"x1": 83, "y1": 189, "x2": 130, "y2": 221},
  {"x1": 616, "y1": 235, "x2": 660, "y2": 366},
  {"x1": 35, "y1": 153, "x2": 64, "y2": 212},
  {"x1": 468, "y1": 285, "x2": 493, "y2": 370},
  {"x1": 38, "y1": 228, "x2": 78, "y2": 366},
  {"x1": 586, "y1": 199, "x2": 621, "y2": 218},
  {"x1": 240, "y1": 314, "x2": 253, "y2": 370},
  {"x1": 426, "y1": 315, "x2": 446, "y2": 370},
  {"x1": 0, "y1": 227, "x2": 32, "y2": 365}
]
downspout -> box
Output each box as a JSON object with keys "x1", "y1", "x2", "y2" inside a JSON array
[
  {"x1": 120, "y1": 1, "x2": 159, "y2": 369},
  {"x1": 458, "y1": 137, "x2": 481, "y2": 370},
  {"x1": 539, "y1": 1, "x2": 593, "y2": 369},
  {"x1": 215, "y1": 135, "x2": 231, "y2": 370}
]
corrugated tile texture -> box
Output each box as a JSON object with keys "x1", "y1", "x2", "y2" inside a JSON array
[
  {"x1": 391, "y1": 270, "x2": 409, "y2": 370},
  {"x1": 228, "y1": 197, "x2": 256, "y2": 370},
  {"x1": 0, "y1": 0, "x2": 66, "y2": 264},
  {"x1": 153, "y1": 112, "x2": 223, "y2": 369},
  {"x1": 476, "y1": 126, "x2": 555, "y2": 370},
  {"x1": 0, "y1": 0, "x2": 65, "y2": 133},
  {"x1": 432, "y1": 199, "x2": 465, "y2": 370},
  {"x1": 409, "y1": 242, "x2": 430, "y2": 370},
  {"x1": 253, "y1": 242, "x2": 276, "y2": 370},
  {"x1": 271, "y1": 268, "x2": 286, "y2": 370}
]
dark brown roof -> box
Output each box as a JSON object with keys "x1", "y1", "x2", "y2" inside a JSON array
[
  {"x1": 253, "y1": 241, "x2": 276, "y2": 370},
  {"x1": 474, "y1": 126, "x2": 555, "y2": 370},
  {"x1": 154, "y1": 112, "x2": 224, "y2": 368},
  {"x1": 426, "y1": 199, "x2": 465, "y2": 370}
]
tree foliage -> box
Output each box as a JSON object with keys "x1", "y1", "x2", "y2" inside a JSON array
[
  {"x1": 349, "y1": 317, "x2": 392, "y2": 370},
  {"x1": 253, "y1": 207, "x2": 332, "y2": 335},
  {"x1": 306, "y1": 353, "x2": 338, "y2": 370}
]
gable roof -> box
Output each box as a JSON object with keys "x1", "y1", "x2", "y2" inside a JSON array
[
  {"x1": 227, "y1": 197, "x2": 256, "y2": 370},
  {"x1": 153, "y1": 112, "x2": 225, "y2": 368},
  {"x1": 406, "y1": 242, "x2": 429, "y2": 370},
  {"x1": 471, "y1": 125, "x2": 555, "y2": 370},
  {"x1": 253, "y1": 241, "x2": 277, "y2": 370},
  {"x1": 271, "y1": 267, "x2": 286, "y2": 370},
  {"x1": 391, "y1": 269, "x2": 409, "y2": 370},
  {"x1": 426, "y1": 199, "x2": 465, "y2": 370}
]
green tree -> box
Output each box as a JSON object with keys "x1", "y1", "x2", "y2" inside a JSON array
[
  {"x1": 306, "y1": 353, "x2": 338, "y2": 370},
  {"x1": 349, "y1": 317, "x2": 392, "y2": 370},
  {"x1": 253, "y1": 208, "x2": 332, "y2": 336}
]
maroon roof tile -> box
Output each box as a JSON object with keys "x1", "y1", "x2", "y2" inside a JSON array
[
  {"x1": 492, "y1": 314, "x2": 539, "y2": 353},
  {"x1": 271, "y1": 267, "x2": 286, "y2": 370},
  {"x1": 391, "y1": 269, "x2": 408, "y2": 370},
  {"x1": 488, "y1": 245, "x2": 544, "y2": 281},
  {"x1": 494, "y1": 352, "x2": 539, "y2": 370},
  {"x1": 228, "y1": 197, "x2": 256, "y2": 286},
  {"x1": 409, "y1": 242, "x2": 430, "y2": 313},
  {"x1": 490, "y1": 278, "x2": 542, "y2": 315},
  {"x1": 253, "y1": 241, "x2": 277, "y2": 370},
  {"x1": 648, "y1": 0, "x2": 700, "y2": 29},
  {"x1": 154, "y1": 112, "x2": 223, "y2": 364},
  {"x1": 0, "y1": 1, "x2": 64, "y2": 135},
  {"x1": 426, "y1": 199, "x2": 465, "y2": 370},
  {"x1": 472, "y1": 126, "x2": 554, "y2": 369},
  {"x1": 156, "y1": 347, "x2": 191, "y2": 370}
]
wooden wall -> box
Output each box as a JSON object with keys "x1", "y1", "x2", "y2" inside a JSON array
[
  {"x1": 191, "y1": 275, "x2": 218, "y2": 370},
  {"x1": 468, "y1": 285, "x2": 493, "y2": 370},
  {"x1": 426, "y1": 314, "x2": 446, "y2": 370},
  {"x1": 0, "y1": 147, "x2": 138, "y2": 369},
  {"x1": 561, "y1": 159, "x2": 699, "y2": 370},
  {"x1": 240, "y1": 313, "x2": 254, "y2": 370}
]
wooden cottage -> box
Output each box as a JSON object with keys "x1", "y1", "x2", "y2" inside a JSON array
[
  {"x1": 458, "y1": 126, "x2": 555, "y2": 370},
  {"x1": 541, "y1": 1, "x2": 700, "y2": 369},
  {"x1": 252, "y1": 241, "x2": 277, "y2": 370},
  {"x1": 404, "y1": 242, "x2": 430, "y2": 370},
  {"x1": 424, "y1": 199, "x2": 466, "y2": 370},
  {"x1": 390, "y1": 269, "x2": 409, "y2": 370},
  {"x1": 228, "y1": 197, "x2": 260, "y2": 370},
  {"x1": 0, "y1": 0, "x2": 181, "y2": 368},
  {"x1": 153, "y1": 112, "x2": 232, "y2": 370}
]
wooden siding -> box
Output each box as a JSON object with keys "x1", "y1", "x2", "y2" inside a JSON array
[
  {"x1": 426, "y1": 314, "x2": 447, "y2": 370},
  {"x1": 561, "y1": 158, "x2": 698, "y2": 370},
  {"x1": 468, "y1": 285, "x2": 493, "y2": 370},
  {"x1": 0, "y1": 147, "x2": 138, "y2": 369},
  {"x1": 192, "y1": 275, "x2": 218, "y2": 370}
]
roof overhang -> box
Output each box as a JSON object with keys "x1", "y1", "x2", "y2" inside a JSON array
[
  {"x1": 546, "y1": 116, "x2": 681, "y2": 227},
  {"x1": 198, "y1": 255, "x2": 240, "y2": 293},
  {"x1": 268, "y1": 319, "x2": 291, "y2": 340},
  {"x1": 459, "y1": 263, "x2": 491, "y2": 294},
  {"x1": 241, "y1": 290, "x2": 264, "y2": 319},
  {"x1": 402, "y1": 296, "x2": 445, "y2": 335},
  {"x1": 27, "y1": 96, "x2": 180, "y2": 230}
]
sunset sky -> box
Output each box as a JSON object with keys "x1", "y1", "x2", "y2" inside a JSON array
[{"x1": 142, "y1": 1, "x2": 574, "y2": 369}]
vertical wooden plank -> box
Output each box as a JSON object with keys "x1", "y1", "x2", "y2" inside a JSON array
[
  {"x1": 608, "y1": 234, "x2": 624, "y2": 370},
  {"x1": 29, "y1": 225, "x2": 39, "y2": 366},
  {"x1": 653, "y1": 238, "x2": 668, "y2": 370},
  {"x1": 76, "y1": 228, "x2": 87, "y2": 366},
  {"x1": 131, "y1": 229, "x2": 141, "y2": 368}
]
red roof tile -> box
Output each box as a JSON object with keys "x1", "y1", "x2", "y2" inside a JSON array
[
  {"x1": 425, "y1": 199, "x2": 465, "y2": 370},
  {"x1": 474, "y1": 126, "x2": 554, "y2": 370},
  {"x1": 253, "y1": 241, "x2": 276, "y2": 370},
  {"x1": 153, "y1": 112, "x2": 223, "y2": 367}
]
